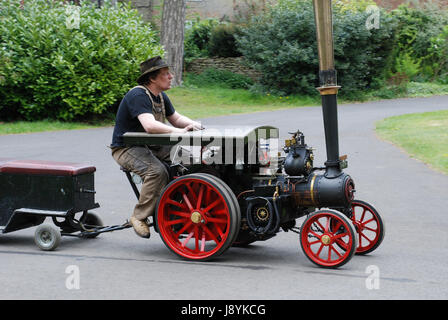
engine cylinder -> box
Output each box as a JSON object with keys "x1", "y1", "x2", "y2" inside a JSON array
[{"x1": 287, "y1": 172, "x2": 355, "y2": 208}]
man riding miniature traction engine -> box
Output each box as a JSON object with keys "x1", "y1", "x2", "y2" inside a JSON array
[
  {"x1": 110, "y1": 0, "x2": 385, "y2": 268},
  {"x1": 110, "y1": 56, "x2": 203, "y2": 239}
]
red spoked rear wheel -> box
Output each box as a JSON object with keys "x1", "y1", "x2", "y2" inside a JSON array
[
  {"x1": 156, "y1": 174, "x2": 240, "y2": 261},
  {"x1": 300, "y1": 209, "x2": 357, "y2": 268},
  {"x1": 350, "y1": 200, "x2": 385, "y2": 255}
]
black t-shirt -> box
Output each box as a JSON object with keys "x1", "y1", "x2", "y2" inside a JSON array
[{"x1": 111, "y1": 87, "x2": 175, "y2": 147}]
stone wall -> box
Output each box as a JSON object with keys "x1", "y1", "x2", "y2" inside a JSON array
[
  {"x1": 185, "y1": 0, "x2": 234, "y2": 20},
  {"x1": 373, "y1": 0, "x2": 448, "y2": 9},
  {"x1": 120, "y1": 0, "x2": 271, "y2": 23},
  {"x1": 116, "y1": 0, "x2": 448, "y2": 22},
  {"x1": 186, "y1": 57, "x2": 261, "y2": 81}
]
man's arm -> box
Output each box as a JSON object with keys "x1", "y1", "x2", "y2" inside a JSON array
[
  {"x1": 138, "y1": 113, "x2": 192, "y2": 134},
  {"x1": 167, "y1": 111, "x2": 204, "y2": 130}
]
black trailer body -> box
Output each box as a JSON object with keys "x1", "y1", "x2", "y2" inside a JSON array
[
  {"x1": 0, "y1": 159, "x2": 98, "y2": 232},
  {"x1": 0, "y1": 159, "x2": 130, "y2": 250}
]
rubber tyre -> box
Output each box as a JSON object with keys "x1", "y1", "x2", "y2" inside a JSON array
[
  {"x1": 34, "y1": 224, "x2": 61, "y2": 251},
  {"x1": 300, "y1": 209, "x2": 357, "y2": 268},
  {"x1": 350, "y1": 200, "x2": 385, "y2": 255},
  {"x1": 156, "y1": 173, "x2": 240, "y2": 261}
]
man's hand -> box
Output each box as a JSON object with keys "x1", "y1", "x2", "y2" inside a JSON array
[
  {"x1": 191, "y1": 122, "x2": 205, "y2": 130},
  {"x1": 167, "y1": 112, "x2": 205, "y2": 131},
  {"x1": 181, "y1": 123, "x2": 205, "y2": 132}
]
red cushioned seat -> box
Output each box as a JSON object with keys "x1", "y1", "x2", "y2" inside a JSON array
[{"x1": 0, "y1": 159, "x2": 96, "y2": 176}]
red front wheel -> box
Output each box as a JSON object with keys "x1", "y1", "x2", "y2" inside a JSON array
[
  {"x1": 300, "y1": 209, "x2": 357, "y2": 268},
  {"x1": 156, "y1": 174, "x2": 240, "y2": 261},
  {"x1": 350, "y1": 200, "x2": 385, "y2": 255}
]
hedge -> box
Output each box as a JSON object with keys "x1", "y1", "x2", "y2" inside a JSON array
[
  {"x1": 236, "y1": 0, "x2": 397, "y2": 97},
  {"x1": 0, "y1": 0, "x2": 164, "y2": 121}
]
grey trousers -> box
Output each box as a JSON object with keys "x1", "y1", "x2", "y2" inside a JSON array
[{"x1": 112, "y1": 146, "x2": 171, "y2": 220}]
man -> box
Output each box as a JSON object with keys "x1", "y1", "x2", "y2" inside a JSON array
[{"x1": 110, "y1": 56, "x2": 203, "y2": 238}]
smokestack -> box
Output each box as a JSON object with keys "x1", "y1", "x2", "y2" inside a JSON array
[{"x1": 312, "y1": 0, "x2": 342, "y2": 178}]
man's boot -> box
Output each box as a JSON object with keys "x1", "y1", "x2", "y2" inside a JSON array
[{"x1": 129, "y1": 216, "x2": 150, "y2": 239}]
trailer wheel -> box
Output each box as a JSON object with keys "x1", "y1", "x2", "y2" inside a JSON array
[
  {"x1": 156, "y1": 174, "x2": 239, "y2": 261},
  {"x1": 34, "y1": 224, "x2": 61, "y2": 251},
  {"x1": 300, "y1": 209, "x2": 357, "y2": 268},
  {"x1": 350, "y1": 200, "x2": 385, "y2": 255}
]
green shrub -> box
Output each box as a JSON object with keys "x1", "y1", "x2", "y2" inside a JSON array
[
  {"x1": 184, "y1": 68, "x2": 254, "y2": 89},
  {"x1": 426, "y1": 25, "x2": 448, "y2": 82},
  {"x1": 0, "y1": 0, "x2": 164, "y2": 121},
  {"x1": 184, "y1": 19, "x2": 242, "y2": 63},
  {"x1": 208, "y1": 23, "x2": 242, "y2": 58},
  {"x1": 236, "y1": 0, "x2": 397, "y2": 96},
  {"x1": 390, "y1": 4, "x2": 448, "y2": 81},
  {"x1": 184, "y1": 18, "x2": 220, "y2": 65},
  {"x1": 390, "y1": 51, "x2": 421, "y2": 85}
]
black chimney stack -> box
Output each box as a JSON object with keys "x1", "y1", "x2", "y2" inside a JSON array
[{"x1": 312, "y1": 0, "x2": 342, "y2": 178}]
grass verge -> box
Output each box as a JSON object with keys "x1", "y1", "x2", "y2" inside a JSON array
[
  {"x1": 0, "y1": 86, "x2": 319, "y2": 135},
  {"x1": 376, "y1": 110, "x2": 448, "y2": 175},
  {"x1": 0, "y1": 120, "x2": 104, "y2": 135},
  {"x1": 167, "y1": 86, "x2": 320, "y2": 119},
  {"x1": 1, "y1": 80, "x2": 447, "y2": 135},
  {"x1": 361, "y1": 81, "x2": 448, "y2": 101}
]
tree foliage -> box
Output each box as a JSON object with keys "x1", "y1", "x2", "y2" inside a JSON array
[
  {"x1": 390, "y1": 4, "x2": 448, "y2": 82},
  {"x1": 236, "y1": 0, "x2": 396, "y2": 97},
  {"x1": 0, "y1": 0, "x2": 164, "y2": 121}
]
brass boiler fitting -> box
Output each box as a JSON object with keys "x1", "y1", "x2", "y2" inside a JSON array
[{"x1": 273, "y1": 185, "x2": 279, "y2": 201}]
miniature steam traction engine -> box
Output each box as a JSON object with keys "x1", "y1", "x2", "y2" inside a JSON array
[
  {"x1": 120, "y1": 0, "x2": 385, "y2": 268},
  {"x1": 123, "y1": 123, "x2": 383, "y2": 268}
]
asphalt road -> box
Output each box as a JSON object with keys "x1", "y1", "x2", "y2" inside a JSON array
[{"x1": 0, "y1": 95, "x2": 447, "y2": 300}]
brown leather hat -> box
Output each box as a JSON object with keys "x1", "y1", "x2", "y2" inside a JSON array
[{"x1": 136, "y1": 56, "x2": 169, "y2": 84}]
